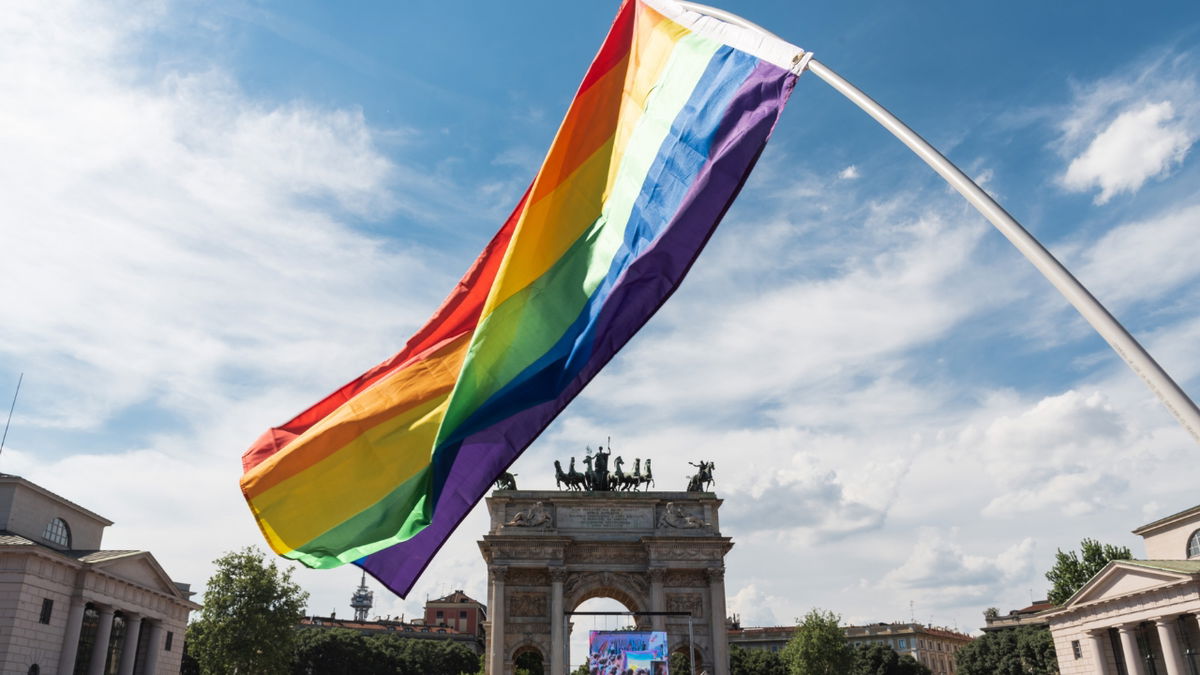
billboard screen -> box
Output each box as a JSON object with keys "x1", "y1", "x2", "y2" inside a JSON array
[{"x1": 586, "y1": 631, "x2": 669, "y2": 675}]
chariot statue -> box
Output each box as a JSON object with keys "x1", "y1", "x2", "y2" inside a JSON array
[{"x1": 553, "y1": 439, "x2": 654, "y2": 492}]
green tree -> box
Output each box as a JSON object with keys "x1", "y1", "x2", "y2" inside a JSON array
[
  {"x1": 670, "y1": 650, "x2": 692, "y2": 673},
  {"x1": 851, "y1": 642, "x2": 931, "y2": 675},
  {"x1": 367, "y1": 634, "x2": 479, "y2": 675},
  {"x1": 730, "y1": 644, "x2": 787, "y2": 675},
  {"x1": 514, "y1": 649, "x2": 545, "y2": 675},
  {"x1": 186, "y1": 547, "x2": 308, "y2": 675},
  {"x1": 292, "y1": 628, "x2": 381, "y2": 675},
  {"x1": 1045, "y1": 538, "x2": 1132, "y2": 605},
  {"x1": 780, "y1": 609, "x2": 854, "y2": 675},
  {"x1": 955, "y1": 626, "x2": 1057, "y2": 675}
]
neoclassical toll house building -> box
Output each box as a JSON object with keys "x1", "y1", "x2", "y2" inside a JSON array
[
  {"x1": 1046, "y1": 504, "x2": 1200, "y2": 675},
  {"x1": 0, "y1": 474, "x2": 199, "y2": 675}
]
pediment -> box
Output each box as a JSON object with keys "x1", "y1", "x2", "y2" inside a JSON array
[
  {"x1": 1066, "y1": 562, "x2": 1192, "y2": 607},
  {"x1": 91, "y1": 552, "x2": 182, "y2": 598}
]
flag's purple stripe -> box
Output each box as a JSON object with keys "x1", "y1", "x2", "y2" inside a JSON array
[
  {"x1": 358, "y1": 60, "x2": 796, "y2": 597},
  {"x1": 428, "y1": 47, "x2": 757, "y2": 486}
]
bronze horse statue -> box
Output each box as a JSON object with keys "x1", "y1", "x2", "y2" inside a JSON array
[{"x1": 554, "y1": 460, "x2": 586, "y2": 491}]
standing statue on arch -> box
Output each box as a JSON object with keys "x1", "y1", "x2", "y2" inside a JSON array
[{"x1": 686, "y1": 460, "x2": 715, "y2": 492}]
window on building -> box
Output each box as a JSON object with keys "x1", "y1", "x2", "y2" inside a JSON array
[
  {"x1": 1188, "y1": 529, "x2": 1200, "y2": 559},
  {"x1": 39, "y1": 599, "x2": 53, "y2": 624},
  {"x1": 1072, "y1": 640, "x2": 1082, "y2": 659},
  {"x1": 43, "y1": 518, "x2": 70, "y2": 548},
  {"x1": 460, "y1": 610, "x2": 467, "y2": 618},
  {"x1": 165, "y1": 631, "x2": 173, "y2": 652},
  {"x1": 436, "y1": 610, "x2": 444, "y2": 618},
  {"x1": 899, "y1": 639, "x2": 907, "y2": 649}
]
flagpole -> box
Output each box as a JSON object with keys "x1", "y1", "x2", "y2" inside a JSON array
[{"x1": 679, "y1": 1, "x2": 1200, "y2": 444}]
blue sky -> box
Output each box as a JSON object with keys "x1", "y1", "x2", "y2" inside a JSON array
[{"x1": 4, "y1": 0, "x2": 1200, "y2": 659}]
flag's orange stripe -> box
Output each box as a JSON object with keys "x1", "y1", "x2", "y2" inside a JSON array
[{"x1": 241, "y1": 332, "x2": 471, "y2": 498}]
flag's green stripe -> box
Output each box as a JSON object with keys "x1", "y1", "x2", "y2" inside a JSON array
[
  {"x1": 284, "y1": 466, "x2": 432, "y2": 569},
  {"x1": 436, "y1": 32, "x2": 721, "y2": 444}
]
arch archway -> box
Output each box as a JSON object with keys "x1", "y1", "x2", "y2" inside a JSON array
[
  {"x1": 568, "y1": 596, "x2": 638, "y2": 672},
  {"x1": 479, "y1": 490, "x2": 732, "y2": 675},
  {"x1": 513, "y1": 644, "x2": 546, "y2": 675}
]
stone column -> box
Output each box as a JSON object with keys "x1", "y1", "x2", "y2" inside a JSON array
[
  {"x1": 488, "y1": 565, "x2": 508, "y2": 675},
  {"x1": 550, "y1": 567, "x2": 566, "y2": 675},
  {"x1": 1085, "y1": 630, "x2": 1110, "y2": 675},
  {"x1": 58, "y1": 597, "x2": 87, "y2": 675},
  {"x1": 649, "y1": 568, "x2": 666, "y2": 632},
  {"x1": 142, "y1": 621, "x2": 162, "y2": 675},
  {"x1": 1154, "y1": 617, "x2": 1187, "y2": 675},
  {"x1": 706, "y1": 568, "x2": 729, "y2": 675},
  {"x1": 117, "y1": 613, "x2": 142, "y2": 675},
  {"x1": 87, "y1": 605, "x2": 115, "y2": 675},
  {"x1": 1117, "y1": 624, "x2": 1147, "y2": 675}
]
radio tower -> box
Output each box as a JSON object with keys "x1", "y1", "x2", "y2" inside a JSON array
[{"x1": 351, "y1": 571, "x2": 373, "y2": 622}]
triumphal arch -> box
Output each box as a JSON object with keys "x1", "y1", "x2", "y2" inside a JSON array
[{"x1": 478, "y1": 478, "x2": 732, "y2": 675}]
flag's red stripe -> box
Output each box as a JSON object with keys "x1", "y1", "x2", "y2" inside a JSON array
[
  {"x1": 240, "y1": 188, "x2": 529, "y2": 472},
  {"x1": 578, "y1": 0, "x2": 635, "y2": 94}
]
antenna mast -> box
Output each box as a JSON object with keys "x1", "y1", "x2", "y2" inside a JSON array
[{"x1": 0, "y1": 373, "x2": 23, "y2": 458}]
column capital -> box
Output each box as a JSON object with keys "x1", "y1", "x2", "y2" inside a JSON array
[
  {"x1": 648, "y1": 568, "x2": 666, "y2": 583},
  {"x1": 1154, "y1": 615, "x2": 1179, "y2": 626},
  {"x1": 705, "y1": 567, "x2": 725, "y2": 582},
  {"x1": 489, "y1": 565, "x2": 508, "y2": 581},
  {"x1": 549, "y1": 566, "x2": 568, "y2": 583},
  {"x1": 95, "y1": 604, "x2": 115, "y2": 616}
]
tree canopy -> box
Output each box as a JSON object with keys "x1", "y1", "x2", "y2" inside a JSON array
[
  {"x1": 955, "y1": 626, "x2": 1057, "y2": 675},
  {"x1": 780, "y1": 609, "x2": 855, "y2": 675},
  {"x1": 290, "y1": 628, "x2": 480, "y2": 675},
  {"x1": 851, "y1": 642, "x2": 932, "y2": 675},
  {"x1": 730, "y1": 644, "x2": 787, "y2": 675},
  {"x1": 1045, "y1": 538, "x2": 1132, "y2": 605},
  {"x1": 186, "y1": 547, "x2": 309, "y2": 675}
]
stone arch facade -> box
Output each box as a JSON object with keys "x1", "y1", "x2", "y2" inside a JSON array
[{"x1": 478, "y1": 491, "x2": 732, "y2": 675}]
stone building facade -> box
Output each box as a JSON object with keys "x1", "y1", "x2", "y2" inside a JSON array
[
  {"x1": 478, "y1": 490, "x2": 731, "y2": 675},
  {"x1": 0, "y1": 474, "x2": 198, "y2": 675},
  {"x1": 726, "y1": 620, "x2": 972, "y2": 673},
  {"x1": 298, "y1": 614, "x2": 484, "y2": 654},
  {"x1": 1046, "y1": 504, "x2": 1200, "y2": 675},
  {"x1": 424, "y1": 589, "x2": 487, "y2": 643}
]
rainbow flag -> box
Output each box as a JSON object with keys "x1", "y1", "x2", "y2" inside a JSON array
[{"x1": 240, "y1": 0, "x2": 805, "y2": 596}]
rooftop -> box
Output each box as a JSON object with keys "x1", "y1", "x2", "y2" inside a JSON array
[
  {"x1": 1132, "y1": 504, "x2": 1200, "y2": 536},
  {"x1": 301, "y1": 616, "x2": 468, "y2": 635},
  {"x1": 428, "y1": 589, "x2": 484, "y2": 605},
  {"x1": 1120, "y1": 559, "x2": 1200, "y2": 574}
]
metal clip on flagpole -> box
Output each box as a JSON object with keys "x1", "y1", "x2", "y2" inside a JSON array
[{"x1": 680, "y1": 1, "x2": 1200, "y2": 444}]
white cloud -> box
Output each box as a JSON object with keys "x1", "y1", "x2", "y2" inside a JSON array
[
  {"x1": 839, "y1": 164, "x2": 860, "y2": 180},
  {"x1": 727, "y1": 583, "x2": 793, "y2": 627},
  {"x1": 591, "y1": 203, "x2": 991, "y2": 421},
  {"x1": 1063, "y1": 101, "x2": 1193, "y2": 203},
  {"x1": 1054, "y1": 52, "x2": 1200, "y2": 204},
  {"x1": 1074, "y1": 202, "x2": 1200, "y2": 308},
  {"x1": 965, "y1": 391, "x2": 1136, "y2": 517},
  {"x1": 0, "y1": 0, "x2": 461, "y2": 434},
  {"x1": 882, "y1": 529, "x2": 1036, "y2": 605}
]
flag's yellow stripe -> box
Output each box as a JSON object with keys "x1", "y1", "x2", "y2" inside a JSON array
[{"x1": 480, "y1": 5, "x2": 683, "y2": 318}]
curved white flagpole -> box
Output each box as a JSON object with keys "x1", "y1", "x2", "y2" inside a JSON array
[{"x1": 680, "y1": 1, "x2": 1200, "y2": 444}]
